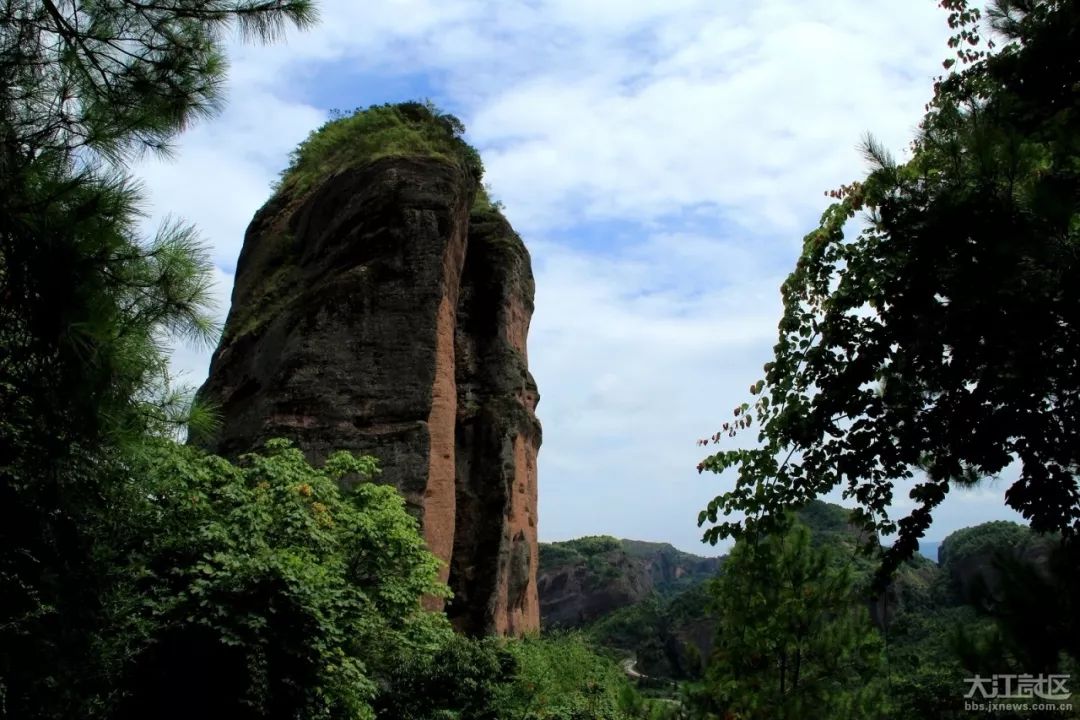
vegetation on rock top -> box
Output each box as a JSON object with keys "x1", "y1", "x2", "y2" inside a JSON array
[
  {"x1": 277, "y1": 101, "x2": 485, "y2": 194},
  {"x1": 937, "y1": 520, "x2": 1033, "y2": 570},
  {"x1": 213, "y1": 102, "x2": 518, "y2": 352}
]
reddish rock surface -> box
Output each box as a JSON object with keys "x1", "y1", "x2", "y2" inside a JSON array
[
  {"x1": 194, "y1": 155, "x2": 541, "y2": 635},
  {"x1": 449, "y1": 208, "x2": 542, "y2": 634}
]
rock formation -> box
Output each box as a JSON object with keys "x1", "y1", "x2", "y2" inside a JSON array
[
  {"x1": 536, "y1": 536, "x2": 720, "y2": 678},
  {"x1": 537, "y1": 537, "x2": 720, "y2": 629},
  {"x1": 193, "y1": 103, "x2": 541, "y2": 636},
  {"x1": 537, "y1": 547, "x2": 655, "y2": 629}
]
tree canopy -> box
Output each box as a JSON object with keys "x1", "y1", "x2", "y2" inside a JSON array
[
  {"x1": 1, "y1": 0, "x2": 315, "y2": 163},
  {"x1": 0, "y1": 1, "x2": 319, "y2": 715},
  {"x1": 698, "y1": 0, "x2": 1080, "y2": 581},
  {"x1": 107, "y1": 440, "x2": 448, "y2": 720},
  {"x1": 695, "y1": 522, "x2": 885, "y2": 720}
]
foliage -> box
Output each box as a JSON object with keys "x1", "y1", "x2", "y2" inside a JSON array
[
  {"x1": 588, "y1": 599, "x2": 672, "y2": 670},
  {"x1": 473, "y1": 183, "x2": 506, "y2": 215},
  {"x1": 952, "y1": 541, "x2": 1079, "y2": 675},
  {"x1": 0, "y1": 1, "x2": 316, "y2": 716},
  {"x1": 540, "y1": 537, "x2": 718, "y2": 596},
  {"x1": 587, "y1": 585, "x2": 714, "y2": 681},
  {"x1": 540, "y1": 536, "x2": 630, "y2": 588},
  {"x1": 887, "y1": 664, "x2": 971, "y2": 720},
  {"x1": 0, "y1": 0, "x2": 315, "y2": 164},
  {"x1": 375, "y1": 631, "x2": 666, "y2": 720},
  {"x1": 539, "y1": 542, "x2": 587, "y2": 567},
  {"x1": 563, "y1": 535, "x2": 624, "y2": 557},
  {"x1": 498, "y1": 634, "x2": 642, "y2": 720},
  {"x1": 698, "y1": 0, "x2": 1080, "y2": 583},
  {"x1": 539, "y1": 536, "x2": 624, "y2": 573},
  {"x1": 796, "y1": 500, "x2": 855, "y2": 540},
  {"x1": 1, "y1": 0, "x2": 315, "y2": 457},
  {"x1": 700, "y1": 522, "x2": 886, "y2": 720},
  {"x1": 278, "y1": 101, "x2": 484, "y2": 193},
  {"x1": 549, "y1": 507, "x2": 1074, "y2": 718},
  {"x1": 99, "y1": 439, "x2": 448, "y2": 719},
  {"x1": 373, "y1": 634, "x2": 517, "y2": 720},
  {"x1": 937, "y1": 520, "x2": 1031, "y2": 570}
]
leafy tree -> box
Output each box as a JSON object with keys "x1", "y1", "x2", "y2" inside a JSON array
[
  {"x1": 699, "y1": 523, "x2": 885, "y2": 720},
  {"x1": 373, "y1": 635, "x2": 517, "y2": 720},
  {"x1": 0, "y1": 1, "x2": 316, "y2": 715},
  {"x1": 1, "y1": 0, "x2": 315, "y2": 161},
  {"x1": 0, "y1": 0, "x2": 317, "y2": 470},
  {"x1": 698, "y1": 0, "x2": 1080, "y2": 580},
  {"x1": 101, "y1": 439, "x2": 447, "y2": 720},
  {"x1": 886, "y1": 664, "x2": 970, "y2": 720}
]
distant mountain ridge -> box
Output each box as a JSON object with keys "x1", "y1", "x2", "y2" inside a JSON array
[
  {"x1": 537, "y1": 536, "x2": 720, "y2": 629},
  {"x1": 537, "y1": 503, "x2": 1058, "y2": 682}
]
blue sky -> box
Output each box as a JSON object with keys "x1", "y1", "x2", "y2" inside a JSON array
[{"x1": 139, "y1": 0, "x2": 1024, "y2": 556}]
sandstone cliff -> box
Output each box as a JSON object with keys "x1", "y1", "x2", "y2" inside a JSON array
[
  {"x1": 537, "y1": 536, "x2": 720, "y2": 629},
  {"x1": 537, "y1": 536, "x2": 720, "y2": 679},
  {"x1": 194, "y1": 103, "x2": 541, "y2": 636}
]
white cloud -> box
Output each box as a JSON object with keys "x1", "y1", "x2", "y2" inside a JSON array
[
  {"x1": 139, "y1": 0, "x2": 1019, "y2": 555},
  {"x1": 528, "y1": 230, "x2": 783, "y2": 552}
]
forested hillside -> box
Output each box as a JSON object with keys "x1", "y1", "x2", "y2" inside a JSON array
[{"x1": 547, "y1": 505, "x2": 1077, "y2": 718}]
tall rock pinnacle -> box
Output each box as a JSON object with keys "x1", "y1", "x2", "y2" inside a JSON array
[{"x1": 193, "y1": 103, "x2": 541, "y2": 636}]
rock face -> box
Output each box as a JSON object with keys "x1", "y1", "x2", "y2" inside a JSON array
[
  {"x1": 448, "y1": 209, "x2": 541, "y2": 635},
  {"x1": 194, "y1": 154, "x2": 541, "y2": 636},
  {"x1": 537, "y1": 549, "x2": 654, "y2": 629},
  {"x1": 537, "y1": 538, "x2": 720, "y2": 629}
]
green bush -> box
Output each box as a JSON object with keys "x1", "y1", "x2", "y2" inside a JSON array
[
  {"x1": 498, "y1": 634, "x2": 640, "y2": 720},
  {"x1": 704, "y1": 522, "x2": 886, "y2": 720},
  {"x1": 567, "y1": 535, "x2": 623, "y2": 556},
  {"x1": 279, "y1": 101, "x2": 483, "y2": 193},
  {"x1": 588, "y1": 599, "x2": 664, "y2": 650},
  {"x1": 375, "y1": 631, "x2": 665, "y2": 720},
  {"x1": 539, "y1": 536, "x2": 623, "y2": 569},
  {"x1": 374, "y1": 634, "x2": 516, "y2": 720},
  {"x1": 100, "y1": 439, "x2": 449, "y2": 720},
  {"x1": 539, "y1": 542, "x2": 585, "y2": 567}
]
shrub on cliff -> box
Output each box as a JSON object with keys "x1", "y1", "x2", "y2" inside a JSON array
[
  {"x1": 540, "y1": 535, "x2": 624, "y2": 566},
  {"x1": 373, "y1": 635, "x2": 517, "y2": 720},
  {"x1": 99, "y1": 439, "x2": 448, "y2": 720},
  {"x1": 279, "y1": 101, "x2": 485, "y2": 193}
]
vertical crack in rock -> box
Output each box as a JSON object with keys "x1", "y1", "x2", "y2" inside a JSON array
[
  {"x1": 448, "y1": 207, "x2": 541, "y2": 635},
  {"x1": 194, "y1": 153, "x2": 541, "y2": 635}
]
